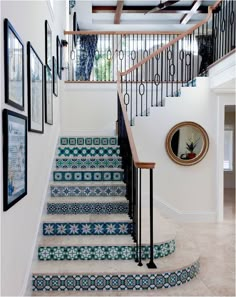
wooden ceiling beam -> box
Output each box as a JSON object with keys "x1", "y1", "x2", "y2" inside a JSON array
[
  {"x1": 92, "y1": 5, "x2": 208, "y2": 14},
  {"x1": 180, "y1": 0, "x2": 202, "y2": 24},
  {"x1": 114, "y1": 0, "x2": 124, "y2": 24}
]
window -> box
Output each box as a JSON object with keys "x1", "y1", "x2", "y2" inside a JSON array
[{"x1": 224, "y1": 130, "x2": 234, "y2": 171}]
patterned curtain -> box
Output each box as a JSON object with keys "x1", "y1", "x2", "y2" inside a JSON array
[
  {"x1": 197, "y1": 35, "x2": 213, "y2": 74},
  {"x1": 69, "y1": 0, "x2": 76, "y2": 14},
  {"x1": 76, "y1": 35, "x2": 98, "y2": 81}
]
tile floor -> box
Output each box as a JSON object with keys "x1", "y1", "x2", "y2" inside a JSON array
[{"x1": 31, "y1": 189, "x2": 235, "y2": 297}]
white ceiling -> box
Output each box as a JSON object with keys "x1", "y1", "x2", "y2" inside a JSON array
[{"x1": 76, "y1": 0, "x2": 216, "y2": 32}]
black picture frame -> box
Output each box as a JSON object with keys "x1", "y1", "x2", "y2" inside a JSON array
[
  {"x1": 53, "y1": 56, "x2": 58, "y2": 97},
  {"x1": 27, "y1": 42, "x2": 44, "y2": 133},
  {"x1": 45, "y1": 65, "x2": 53, "y2": 125},
  {"x1": 56, "y1": 36, "x2": 62, "y2": 79},
  {"x1": 45, "y1": 20, "x2": 52, "y2": 70},
  {"x1": 4, "y1": 19, "x2": 24, "y2": 111},
  {"x1": 3, "y1": 109, "x2": 27, "y2": 211}
]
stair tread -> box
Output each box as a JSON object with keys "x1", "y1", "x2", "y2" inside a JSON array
[
  {"x1": 57, "y1": 145, "x2": 120, "y2": 148},
  {"x1": 32, "y1": 239, "x2": 199, "y2": 274},
  {"x1": 38, "y1": 234, "x2": 174, "y2": 247},
  {"x1": 50, "y1": 181, "x2": 126, "y2": 186},
  {"x1": 42, "y1": 213, "x2": 132, "y2": 223},
  {"x1": 47, "y1": 196, "x2": 128, "y2": 204},
  {"x1": 38, "y1": 235, "x2": 135, "y2": 246},
  {"x1": 52, "y1": 168, "x2": 124, "y2": 172},
  {"x1": 55, "y1": 156, "x2": 122, "y2": 159}
]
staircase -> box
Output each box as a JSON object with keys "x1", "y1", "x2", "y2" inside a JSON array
[{"x1": 32, "y1": 136, "x2": 199, "y2": 293}]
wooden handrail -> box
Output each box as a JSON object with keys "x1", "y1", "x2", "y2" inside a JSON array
[
  {"x1": 119, "y1": 0, "x2": 222, "y2": 76},
  {"x1": 117, "y1": 72, "x2": 155, "y2": 170},
  {"x1": 64, "y1": 30, "x2": 183, "y2": 35}
]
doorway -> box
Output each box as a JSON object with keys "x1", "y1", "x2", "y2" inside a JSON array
[{"x1": 224, "y1": 105, "x2": 235, "y2": 221}]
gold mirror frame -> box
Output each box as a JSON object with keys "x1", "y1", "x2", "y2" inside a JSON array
[{"x1": 165, "y1": 121, "x2": 209, "y2": 166}]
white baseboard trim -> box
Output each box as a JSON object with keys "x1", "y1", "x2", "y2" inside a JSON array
[
  {"x1": 155, "y1": 196, "x2": 216, "y2": 222},
  {"x1": 19, "y1": 127, "x2": 60, "y2": 296}
]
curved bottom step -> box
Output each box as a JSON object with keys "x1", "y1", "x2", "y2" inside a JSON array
[
  {"x1": 32, "y1": 259, "x2": 199, "y2": 292},
  {"x1": 32, "y1": 237, "x2": 200, "y2": 293}
]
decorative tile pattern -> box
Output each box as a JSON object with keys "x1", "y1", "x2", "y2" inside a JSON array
[
  {"x1": 50, "y1": 185, "x2": 126, "y2": 197},
  {"x1": 55, "y1": 158, "x2": 122, "y2": 169},
  {"x1": 60, "y1": 137, "x2": 118, "y2": 146},
  {"x1": 42, "y1": 222, "x2": 133, "y2": 236},
  {"x1": 32, "y1": 260, "x2": 200, "y2": 291},
  {"x1": 47, "y1": 202, "x2": 129, "y2": 215},
  {"x1": 53, "y1": 171, "x2": 123, "y2": 182},
  {"x1": 57, "y1": 147, "x2": 120, "y2": 157},
  {"x1": 38, "y1": 239, "x2": 175, "y2": 261}
]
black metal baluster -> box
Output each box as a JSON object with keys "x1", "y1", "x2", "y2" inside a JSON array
[
  {"x1": 136, "y1": 68, "x2": 138, "y2": 117},
  {"x1": 232, "y1": 0, "x2": 235, "y2": 50},
  {"x1": 151, "y1": 56, "x2": 154, "y2": 107},
  {"x1": 156, "y1": 53, "x2": 159, "y2": 106},
  {"x1": 212, "y1": 10, "x2": 215, "y2": 63},
  {"x1": 147, "y1": 168, "x2": 157, "y2": 269},
  {"x1": 189, "y1": 33, "x2": 192, "y2": 82},
  {"x1": 130, "y1": 71, "x2": 133, "y2": 124},
  {"x1": 216, "y1": 10, "x2": 219, "y2": 60},
  {"x1": 192, "y1": 31, "x2": 195, "y2": 82},
  {"x1": 138, "y1": 168, "x2": 143, "y2": 266},
  {"x1": 218, "y1": 5, "x2": 222, "y2": 59},
  {"x1": 176, "y1": 40, "x2": 179, "y2": 95},
  {"x1": 161, "y1": 48, "x2": 164, "y2": 106},
  {"x1": 225, "y1": 0, "x2": 229, "y2": 55},
  {"x1": 133, "y1": 163, "x2": 138, "y2": 243}
]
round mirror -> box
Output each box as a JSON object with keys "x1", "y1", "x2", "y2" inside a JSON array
[{"x1": 165, "y1": 122, "x2": 209, "y2": 166}]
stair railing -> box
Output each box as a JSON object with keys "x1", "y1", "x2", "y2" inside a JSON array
[
  {"x1": 117, "y1": 75, "x2": 156, "y2": 268},
  {"x1": 63, "y1": 31, "x2": 183, "y2": 82},
  {"x1": 116, "y1": 0, "x2": 235, "y2": 268},
  {"x1": 118, "y1": 0, "x2": 235, "y2": 125}
]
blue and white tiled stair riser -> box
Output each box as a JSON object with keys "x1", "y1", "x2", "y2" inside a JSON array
[
  {"x1": 50, "y1": 184, "x2": 126, "y2": 197},
  {"x1": 32, "y1": 260, "x2": 200, "y2": 291},
  {"x1": 47, "y1": 202, "x2": 129, "y2": 215},
  {"x1": 38, "y1": 239, "x2": 176, "y2": 261},
  {"x1": 55, "y1": 157, "x2": 122, "y2": 169},
  {"x1": 53, "y1": 171, "x2": 124, "y2": 182},
  {"x1": 42, "y1": 222, "x2": 133, "y2": 236}
]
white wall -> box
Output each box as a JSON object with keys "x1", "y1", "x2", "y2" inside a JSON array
[
  {"x1": 61, "y1": 83, "x2": 117, "y2": 136},
  {"x1": 0, "y1": 1, "x2": 66, "y2": 295},
  {"x1": 132, "y1": 77, "x2": 217, "y2": 222}
]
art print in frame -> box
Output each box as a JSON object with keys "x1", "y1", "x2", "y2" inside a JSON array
[
  {"x1": 27, "y1": 42, "x2": 44, "y2": 133},
  {"x1": 45, "y1": 20, "x2": 52, "y2": 70},
  {"x1": 56, "y1": 36, "x2": 62, "y2": 79},
  {"x1": 4, "y1": 19, "x2": 24, "y2": 110},
  {"x1": 45, "y1": 65, "x2": 53, "y2": 125},
  {"x1": 3, "y1": 109, "x2": 27, "y2": 211},
  {"x1": 53, "y1": 56, "x2": 58, "y2": 97}
]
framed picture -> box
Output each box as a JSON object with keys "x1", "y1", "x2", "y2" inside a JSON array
[
  {"x1": 4, "y1": 19, "x2": 24, "y2": 110},
  {"x1": 45, "y1": 20, "x2": 52, "y2": 70},
  {"x1": 27, "y1": 42, "x2": 44, "y2": 133},
  {"x1": 56, "y1": 36, "x2": 62, "y2": 79},
  {"x1": 53, "y1": 56, "x2": 58, "y2": 97},
  {"x1": 45, "y1": 65, "x2": 53, "y2": 125},
  {"x1": 3, "y1": 109, "x2": 27, "y2": 211}
]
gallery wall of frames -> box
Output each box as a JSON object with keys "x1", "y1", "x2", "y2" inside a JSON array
[{"x1": 3, "y1": 18, "x2": 63, "y2": 211}]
